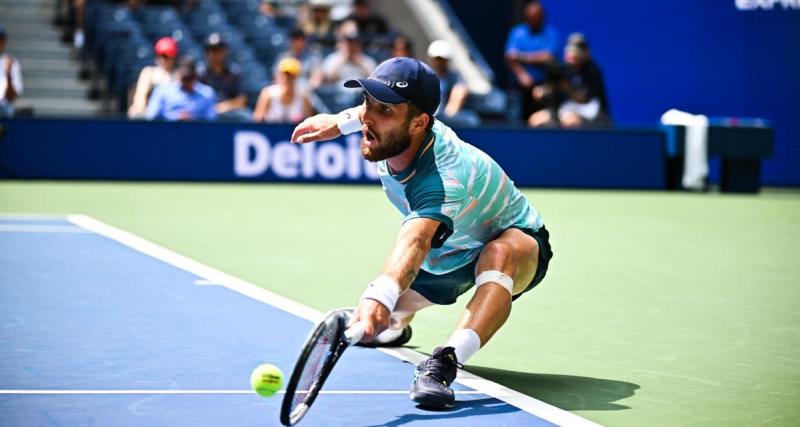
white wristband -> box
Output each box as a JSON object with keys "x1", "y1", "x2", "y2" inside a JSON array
[
  {"x1": 360, "y1": 275, "x2": 401, "y2": 312},
  {"x1": 337, "y1": 107, "x2": 363, "y2": 135}
]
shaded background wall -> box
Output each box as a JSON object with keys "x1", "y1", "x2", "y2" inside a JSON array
[{"x1": 451, "y1": 0, "x2": 800, "y2": 185}]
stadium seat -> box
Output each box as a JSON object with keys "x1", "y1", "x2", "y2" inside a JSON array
[{"x1": 466, "y1": 88, "x2": 508, "y2": 121}]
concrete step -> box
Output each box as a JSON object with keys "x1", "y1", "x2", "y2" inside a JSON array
[
  {"x1": 0, "y1": 0, "x2": 56, "y2": 12},
  {"x1": 0, "y1": 3, "x2": 52, "y2": 17},
  {"x1": 1, "y1": 19, "x2": 61, "y2": 34},
  {"x1": 0, "y1": 30, "x2": 64, "y2": 43},
  {"x1": 15, "y1": 57, "x2": 80, "y2": 71},
  {"x1": 7, "y1": 39, "x2": 72, "y2": 52},
  {"x1": 0, "y1": 0, "x2": 51, "y2": 6},
  {"x1": 0, "y1": 1, "x2": 56, "y2": 11},
  {"x1": 23, "y1": 86, "x2": 88, "y2": 99},
  {"x1": 8, "y1": 48, "x2": 73, "y2": 62},
  {"x1": 22, "y1": 66, "x2": 79, "y2": 79},
  {"x1": 15, "y1": 97, "x2": 100, "y2": 116},
  {"x1": 1, "y1": 27, "x2": 63, "y2": 42},
  {"x1": 23, "y1": 77, "x2": 91, "y2": 90},
  {"x1": 0, "y1": 13, "x2": 54, "y2": 26}
]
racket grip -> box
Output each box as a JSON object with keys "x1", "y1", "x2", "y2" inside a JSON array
[{"x1": 344, "y1": 321, "x2": 367, "y2": 344}]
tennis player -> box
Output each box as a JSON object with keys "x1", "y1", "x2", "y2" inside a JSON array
[{"x1": 291, "y1": 57, "x2": 553, "y2": 409}]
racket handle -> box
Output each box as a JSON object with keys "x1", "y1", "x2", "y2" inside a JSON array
[{"x1": 344, "y1": 321, "x2": 367, "y2": 344}]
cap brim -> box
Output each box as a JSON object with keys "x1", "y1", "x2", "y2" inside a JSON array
[{"x1": 344, "y1": 79, "x2": 407, "y2": 105}]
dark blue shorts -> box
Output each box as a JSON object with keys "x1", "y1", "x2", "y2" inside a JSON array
[{"x1": 409, "y1": 226, "x2": 553, "y2": 305}]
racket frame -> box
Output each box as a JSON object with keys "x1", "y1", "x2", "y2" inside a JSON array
[{"x1": 280, "y1": 309, "x2": 358, "y2": 426}]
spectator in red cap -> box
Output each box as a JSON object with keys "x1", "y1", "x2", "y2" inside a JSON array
[{"x1": 128, "y1": 37, "x2": 178, "y2": 118}]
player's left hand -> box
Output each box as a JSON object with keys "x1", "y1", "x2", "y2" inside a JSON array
[
  {"x1": 291, "y1": 114, "x2": 341, "y2": 144},
  {"x1": 348, "y1": 298, "x2": 390, "y2": 342}
]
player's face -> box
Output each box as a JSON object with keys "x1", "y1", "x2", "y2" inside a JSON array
[{"x1": 360, "y1": 94, "x2": 414, "y2": 162}]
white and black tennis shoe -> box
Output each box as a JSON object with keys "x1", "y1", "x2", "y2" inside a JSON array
[{"x1": 410, "y1": 346, "x2": 459, "y2": 409}]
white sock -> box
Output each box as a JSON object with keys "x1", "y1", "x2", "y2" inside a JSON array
[
  {"x1": 445, "y1": 329, "x2": 481, "y2": 364},
  {"x1": 374, "y1": 327, "x2": 403, "y2": 344}
]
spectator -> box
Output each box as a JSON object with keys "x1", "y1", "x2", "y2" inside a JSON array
[
  {"x1": 198, "y1": 33, "x2": 250, "y2": 122},
  {"x1": 258, "y1": 0, "x2": 278, "y2": 18},
  {"x1": 389, "y1": 34, "x2": 414, "y2": 58},
  {"x1": 0, "y1": 25, "x2": 23, "y2": 118},
  {"x1": 504, "y1": 0, "x2": 559, "y2": 121},
  {"x1": 321, "y1": 23, "x2": 376, "y2": 85},
  {"x1": 317, "y1": 23, "x2": 375, "y2": 110},
  {"x1": 345, "y1": 0, "x2": 388, "y2": 39},
  {"x1": 59, "y1": 0, "x2": 86, "y2": 49},
  {"x1": 144, "y1": 58, "x2": 216, "y2": 121},
  {"x1": 529, "y1": 33, "x2": 610, "y2": 128},
  {"x1": 253, "y1": 58, "x2": 313, "y2": 123},
  {"x1": 301, "y1": 0, "x2": 336, "y2": 50},
  {"x1": 426, "y1": 40, "x2": 476, "y2": 127},
  {"x1": 128, "y1": 37, "x2": 178, "y2": 118},
  {"x1": 274, "y1": 28, "x2": 323, "y2": 89},
  {"x1": 558, "y1": 34, "x2": 610, "y2": 128}
]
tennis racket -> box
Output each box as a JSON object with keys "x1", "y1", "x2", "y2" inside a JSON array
[{"x1": 280, "y1": 308, "x2": 366, "y2": 426}]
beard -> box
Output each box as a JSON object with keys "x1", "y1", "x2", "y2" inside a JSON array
[{"x1": 360, "y1": 123, "x2": 412, "y2": 162}]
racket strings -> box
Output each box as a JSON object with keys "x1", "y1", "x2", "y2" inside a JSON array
[{"x1": 290, "y1": 322, "x2": 339, "y2": 412}]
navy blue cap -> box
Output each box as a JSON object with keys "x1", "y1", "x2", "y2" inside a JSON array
[
  {"x1": 344, "y1": 57, "x2": 440, "y2": 116},
  {"x1": 0, "y1": 25, "x2": 6, "y2": 38}
]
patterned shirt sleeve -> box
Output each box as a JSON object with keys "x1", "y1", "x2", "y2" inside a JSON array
[{"x1": 403, "y1": 173, "x2": 467, "y2": 244}]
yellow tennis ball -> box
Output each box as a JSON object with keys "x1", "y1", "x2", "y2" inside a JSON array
[{"x1": 250, "y1": 364, "x2": 283, "y2": 397}]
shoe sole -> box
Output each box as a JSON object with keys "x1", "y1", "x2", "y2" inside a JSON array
[
  {"x1": 409, "y1": 389, "x2": 455, "y2": 409},
  {"x1": 354, "y1": 325, "x2": 412, "y2": 348}
]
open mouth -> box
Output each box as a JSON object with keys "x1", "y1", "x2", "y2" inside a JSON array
[{"x1": 364, "y1": 127, "x2": 377, "y2": 145}]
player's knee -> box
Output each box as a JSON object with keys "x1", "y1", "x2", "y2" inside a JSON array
[
  {"x1": 475, "y1": 270, "x2": 514, "y2": 296},
  {"x1": 481, "y1": 240, "x2": 516, "y2": 264}
]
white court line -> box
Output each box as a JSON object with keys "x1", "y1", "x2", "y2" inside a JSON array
[
  {"x1": 0, "y1": 224, "x2": 91, "y2": 233},
  {"x1": 0, "y1": 214, "x2": 70, "y2": 221},
  {"x1": 0, "y1": 390, "x2": 485, "y2": 395},
  {"x1": 66, "y1": 214, "x2": 602, "y2": 427}
]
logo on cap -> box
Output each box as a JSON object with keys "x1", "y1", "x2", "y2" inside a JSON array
[{"x1": 395, "y1": 81, "x2": 408, "y2": 88}]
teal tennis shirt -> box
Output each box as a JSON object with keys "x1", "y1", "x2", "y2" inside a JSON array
[{"x1": 376, "y1": 121, "x2": 543, "y2": 275}]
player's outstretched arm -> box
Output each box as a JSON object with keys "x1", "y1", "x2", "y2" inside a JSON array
[
  {"x1": 291, "y1": 105, "x2": 365, "y2": 144},
  {"x1": 291, "y1": 114, "x2": 340, "y2": 144},
  {"x1": 350, "y1": 218, "x2": 441, "y2": 340}
]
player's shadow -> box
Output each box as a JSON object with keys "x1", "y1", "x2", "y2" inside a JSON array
[
  {"x1": 465, "y1": 366, "x2": 640, "y2": 411},
  {"x1": 360, "y1": 397, "x2": 520, "y2": 427}
]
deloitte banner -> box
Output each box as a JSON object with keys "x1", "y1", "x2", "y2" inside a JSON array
[
  {"x1": 232, "y1": 130, "x2": 378, "y2": 181},
  {"x1": 0, "y1": 118, "x2": 666, "y2": 188},
  {"x1": 0, "y1": 119, "x2": 379, "y2": 184}
]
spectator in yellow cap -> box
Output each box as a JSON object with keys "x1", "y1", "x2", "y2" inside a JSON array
[{"x1": 253, "y1": 58, "x2": 314, "y2": 123}]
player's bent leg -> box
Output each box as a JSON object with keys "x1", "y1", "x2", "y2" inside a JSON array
[
  {"x1": 456, "y1": 228, "x2": 539, "y2": 346},
  {"x1": 411, "y1": 229, "x2": 539, "y2": 409}
]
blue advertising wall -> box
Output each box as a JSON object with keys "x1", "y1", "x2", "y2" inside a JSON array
[
  {"x1": 453, "y1": 0, "x2": 800, "y2": 185},
  {"x1": 0, "y1": 119, "x2": 666, "y2": 189}
]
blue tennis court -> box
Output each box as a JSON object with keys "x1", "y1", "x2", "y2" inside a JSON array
[{"x1": 0, "y1": 215, "x2": 597, "y2": 426}]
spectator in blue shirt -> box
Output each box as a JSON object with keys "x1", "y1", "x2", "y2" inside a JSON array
[
  {"x1": 145, "y1": 58, "x2": 217, "y2": 122},
  {"x1": 199, "y1": 33, "x2": 250, "y2": 122},
  {"x1": 505, "y1": 0, "x2": 560, "y2": 121}
]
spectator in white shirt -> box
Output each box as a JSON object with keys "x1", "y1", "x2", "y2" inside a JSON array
[{"x1": 0, "y1": 26, "x2": 23, "y2": 118}]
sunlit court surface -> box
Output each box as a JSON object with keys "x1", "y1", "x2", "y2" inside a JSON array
[{"x1": 1, "y1": 182, "x2": 798, "y2": 426}]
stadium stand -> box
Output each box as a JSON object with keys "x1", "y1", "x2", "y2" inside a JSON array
[
  {"x1": 1, "y1": 0, "x2": 100, "y2": 116},
  {"x1": 6, "y1": 0, "x2": 511, "y2": 124},
  {"x1": 69, "y1": 0, "x2": 499, "y2": 122}
]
